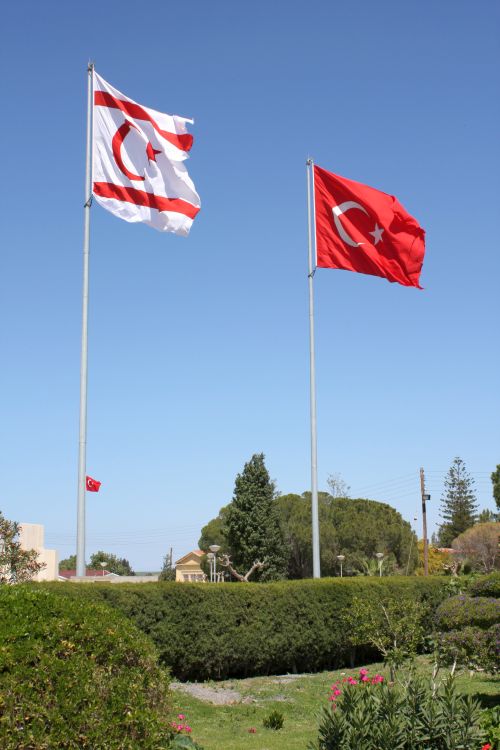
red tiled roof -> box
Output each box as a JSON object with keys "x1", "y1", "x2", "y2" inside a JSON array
[{"x1": 58, "y1": 569, "x2": 113, "y2": 578}]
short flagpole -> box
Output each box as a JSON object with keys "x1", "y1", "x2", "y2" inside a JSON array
[
  {"x1": 76, "y1": 62, "x2": 94, "y2": 578},
  {"x1": 306, "y1": 159, "x2": 321, "y2": 578}
]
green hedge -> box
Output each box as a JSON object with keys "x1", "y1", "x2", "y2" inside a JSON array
[
  {"x1": 43, "y1": 576, "x2": 446, "y2": 680},
  {"x1": 0, "y1": 586, "x2": 174, "y2": 749},
  {"x1": 435, "y1": 595, "x2": 500, "y2": 631},
  {"x1": 469, "y1": 571, "x2": 500, "y2": 598}
]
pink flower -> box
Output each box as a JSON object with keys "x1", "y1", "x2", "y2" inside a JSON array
[
  {"x1": 177, "y1": 714, "x2": 186, "y2": 720},
  {"x1": 347, "y1": 676, "x2": 358, "y2": 685},
  {"x1": 332, "y1": 689, "x2": 342, "y2": 696},
  {"x1": 359, "y1": 668, "x2": 368, "y2": 675},
  {"x1": 481, "y1": 745, "x2": 491, "y2": 750},
  {"x1": 185, "y1": 726, "x2": 192, "y2": 733}
]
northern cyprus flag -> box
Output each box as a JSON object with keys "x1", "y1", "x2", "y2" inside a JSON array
[{"x1": 92, "y1": 71, "x2": 200, "y2": 236}]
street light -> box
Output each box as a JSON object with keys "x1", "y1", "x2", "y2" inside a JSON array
[
  {"x1": 375, "y1": 552, "x2": 384, "y2": 577},
  {"x1": 99, "y1": 561, "x2": 107, "y2": 577},
  {"x1": 206, "y1": 552, "x2": 214, "y2": 583},
  {"x1": 336, "y1": 554, "x2": 345, "y2": 578},
  {"x1": 209, "y1": 545, "x2": 221, "y2": 583}
]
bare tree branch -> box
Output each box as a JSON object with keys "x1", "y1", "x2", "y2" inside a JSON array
[{"x1": 219, "y1": 554, "x2": 266, "y2": 582}]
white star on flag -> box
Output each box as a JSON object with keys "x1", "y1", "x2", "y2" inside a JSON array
[
  {"x1": 92, "y1": 71, "x2": 200, "y2": 236},
  {"x1": 369, "y1": 223, "x2": 384, "y2": 245}
]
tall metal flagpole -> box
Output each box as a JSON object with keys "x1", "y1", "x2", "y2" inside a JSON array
[
  {"x1": 76, "y1": 62, "x2": 94, "y2": 578},
  {"x1": 306, "y1": 159, "x2": 321, "y2": 578}
]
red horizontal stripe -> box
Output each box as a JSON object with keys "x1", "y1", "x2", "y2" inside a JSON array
[
  {"x1": 93, "y1": 182, "x2": 200, "y2": 220},
  {"x1": 94, "y1": 91, "x2": 193, "y2": 153}
]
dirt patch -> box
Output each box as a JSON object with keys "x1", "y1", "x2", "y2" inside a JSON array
[{"x1": 171, "y1": 682, "x2": 246, "y2": 705}]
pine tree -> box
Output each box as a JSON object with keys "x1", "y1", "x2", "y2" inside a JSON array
[
  {"x1": 437, "y1": 457, "x2": 478, "y2": 547},
  {"x1": 224, "y1": 453, "x2": 288, "y2": 581}
]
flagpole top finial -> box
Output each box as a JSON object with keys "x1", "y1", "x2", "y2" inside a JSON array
[
  {"x1": 306, "y1": 157, "x2": 314, "y2": 166},
  {"x1": 87, "y1": 60, "x2": 94, "y2": 73}
]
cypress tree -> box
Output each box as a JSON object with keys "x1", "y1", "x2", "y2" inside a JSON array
[
  {"x1": 437, "y1": 457, "x2": 478, "y2": 547},
  {"x1": 224, "y1": 453, "x2": 288, "y2": 581},
  {"x1": 491, "y1": 464, "x2": 500, "y2": 513}
]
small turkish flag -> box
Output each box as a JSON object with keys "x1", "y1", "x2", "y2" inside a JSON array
[
  {"x1": 314, "y1": 165, "x2": 425, "y2": 288},
  {"x1": 86, "y1": 476, "x2": 101, "y2": 492}
]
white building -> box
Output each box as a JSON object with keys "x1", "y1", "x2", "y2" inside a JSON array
[{"x1": 19, "y1": 523, "x2": 58, "y2": 581}]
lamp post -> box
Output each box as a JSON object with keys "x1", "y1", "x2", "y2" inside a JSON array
[
  {"x1": 99, "y1": 561, "x2": 107, "y2": 577},
  {"x1": 208, "y1": 545, "x2": 221, "y2": 583},
  {"x1": 336, "y1": 554, "x2": 345, "y2": 578},
  {"x1": 206, "y1": 552, "x2": 214, "y2": 583},
  {"x1": 375, "y1": 552, "x2": 384, "y2": 577}
]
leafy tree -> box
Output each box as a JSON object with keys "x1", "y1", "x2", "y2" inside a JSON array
[
  {"x1": 198, "y1": 504, "x2": 230, "y2": 553},
  {"x1": 437, "y1": 457, "x2": 478, "y2": 547},
  {"x1": 492, "y1": 464, "x2": 500, "y2": 513},
  {"x1": 158, "y1": 551, "x2": 175, "y2": 581},
  {"x1": 277, "y1": 492, "x2": 337, "y2": 578},
  {"x1": 278, "y1": 493, "x2": 416, "y2": 578},
  {"x1": 344, "y1": 595, "x2": 428, "y2": 679},
  {"x1": 452, "y1": 522, "x2": 500, "y2": 573},
  {"x1": 478, "y1": 508, "x2": 497, "y2": 523},
  {"x1": 89, "y1": 551, "x2": 134, "y2": 576},
  {"x1": 416, "y1": 540, "x2": 453, "y2": 575},
  {"x1": 224, "y1": 453, "x2": 288, "y2": 581},
  {"x1": 0, "y1": 512, "x2": 45, "y2": 583},
  {"x1": 326, "y1": 472, "x2": 351, "y2": 498},
  {"x1": 59, "y1": 554, "x2": 77, "y2": 571}
]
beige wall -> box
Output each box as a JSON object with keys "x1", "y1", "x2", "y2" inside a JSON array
[
  {"x1": 19, "y1": 523, "x2": 59, "y2": 581},
  {"x1": 175, "y1": 557, "x2": 206, "y2": 582}
]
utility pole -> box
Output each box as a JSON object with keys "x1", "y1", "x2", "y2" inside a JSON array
[{"x1": 420, "y1": 467, "x2": 430, "y2": 576}]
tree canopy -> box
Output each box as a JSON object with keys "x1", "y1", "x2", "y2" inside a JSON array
[
  {"x1": 204, "y1": 454, "x2": 288, "y2": 581},
  {"x1": 59, "y1": 554, "x2": 77, "y2": 571},
  {"x1": 452, "y1": 522, "x2": 500, "y2": 573},
  {"x1": 491, "y1": 464, "x2": 500, "y2": 513},
  {"x1": 89, "y1": 551, "x2": 134, "y2": 576},
  {"x1": 200, "y1": 489, "x2": 418, "y2": 579},
  {"x1": 278, "y1": 493, "x2": 417, "y2": 577}
]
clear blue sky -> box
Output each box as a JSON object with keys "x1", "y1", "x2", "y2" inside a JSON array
[{"x1": 1, "y1": 1, "x2": 498, "y2": 570}]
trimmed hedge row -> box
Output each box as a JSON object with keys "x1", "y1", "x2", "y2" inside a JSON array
[
  {"x1": 43, "y1": 576, "x2": 446, "y2": 680},
  {"x1": 469, "y1": 571, "x2": 500, "y2": 598},
  {"x1": 435, "y1": 595, "x2": 500, "y2": 631},
  {"x1": 0, "y1": 586, "x2": 174, "y2": 749}
]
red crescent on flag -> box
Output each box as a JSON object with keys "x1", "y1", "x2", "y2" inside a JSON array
[{"x1": 112, "y1": 121, "x2": 147, "y2": 182}]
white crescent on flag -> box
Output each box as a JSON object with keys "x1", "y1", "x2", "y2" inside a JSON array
[{"x1": 92, "y1": 71, "x2": 200, "y2": 236}]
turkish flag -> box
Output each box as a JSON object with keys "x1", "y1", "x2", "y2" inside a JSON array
[
  {"x1": 86, "y1": 476, "x2": 101, "y2": 493},
  {"x1": 314, "y1": 165, "x2": 425, "y2": 288},
  {"x1": 93, "y1": 71, "x2": 200, "y2": 236}
]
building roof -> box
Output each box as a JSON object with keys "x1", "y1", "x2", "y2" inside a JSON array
[
  {"x1": 175, "y1": 550, "x2": 204, "y2": 565},
  {"x1": 58, "y1": 569, "x2": 120, "y2": 579}
]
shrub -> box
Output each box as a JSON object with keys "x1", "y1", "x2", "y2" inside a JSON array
[
  {"x1": 469, "y1": 571, "x2": 500, "y2": 598},
  {"x1": 435, "y1": 626, "x2": 499, "y2": 673},
  {"x1": 0, "y1": 586, "x2": 175, "y2": 749},
  {"x1": 480, "y1": 706, "x2": 500, "y2": 750},
  {"x1": 43, "y1": 576, "x2": 446, "y2": 680},
  {"x1": 435, "y1": 595, "x2": 500, "y2": 631},
  {"x1": 311, "y1": 669, "x2": 483, "y2": 750},
  {"x1": 433, "y1": 573, "x2": 500, "y2": 674},
  {"x1": 263, "y1": 709, "x2": 284, "y2": 730},
  {"x1": 342, "y1": 595, "x2": 428, "y2": 679}
]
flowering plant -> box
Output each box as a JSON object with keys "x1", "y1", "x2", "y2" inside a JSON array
[{"x1": 310, "y1": 669, "x2": 484, "y2": 750}]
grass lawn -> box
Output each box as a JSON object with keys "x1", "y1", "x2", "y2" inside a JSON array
[{"x1": 171, "y1": 657, "x2": 499, "y2": 750}]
